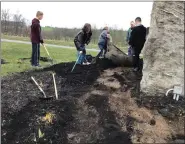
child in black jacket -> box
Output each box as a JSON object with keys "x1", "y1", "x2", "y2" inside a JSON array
[
  {"x1": 74, "y1": 23, "x2": 92, "y2": 65},
  {"x1": 129, "y1": 17, "x2": 146, "y2": 72}
]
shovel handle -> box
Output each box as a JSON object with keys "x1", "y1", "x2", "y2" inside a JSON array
[
  {"x1": 43, "y1": 45, "x2": 52, "y2": 59},
  {"x1": 71, "y1": 54, "x2": 81, "y2": 72},
  {"x1": 52, "y1": 73, "x2": 58, "y2": 100},
  {"x1": 31, "y1": 77, "x2": 47, "y2": 98}
]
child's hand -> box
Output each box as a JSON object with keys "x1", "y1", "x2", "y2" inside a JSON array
[
  {"x1": 40, "y1": 40, "x2": 44, "y2": 44},
  {"x1": 107, "y1": 34, "x2": 110, "y2": 38}
]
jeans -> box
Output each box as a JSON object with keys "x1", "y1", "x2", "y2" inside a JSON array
[
  {"x1": 76, "y1": 45, "x2": 87, "y2": 64},
  {"x1": 31, "y1": 43, "x2": 40, "y2": 66}
]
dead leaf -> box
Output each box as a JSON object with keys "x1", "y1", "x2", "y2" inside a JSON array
[{"x1": 38, "y1": 128, "x2": 44, "y2": 138}]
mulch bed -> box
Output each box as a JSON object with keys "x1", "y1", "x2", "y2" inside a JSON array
[{"x1": 1, "y1": 59, "x2": 184, "y2": 144}]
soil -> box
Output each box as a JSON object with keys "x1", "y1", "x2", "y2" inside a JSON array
[{"x1": 1, "y1": 59, "x2": 185, "y2": 144}]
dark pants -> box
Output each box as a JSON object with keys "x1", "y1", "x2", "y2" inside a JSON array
[
  {"x1": 31, "y1": 43, "x2": 40, "y2": 66},
  {"x1": 132, "y1": 47, "x2": 142, "y2": 69}
]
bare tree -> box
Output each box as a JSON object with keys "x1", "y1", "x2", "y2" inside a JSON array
[
  {"x1": 1, "y1": 10, "x2": 128, "y2": 47},
  {"x1": 1, "y1": 9, "x2": 11, "y2": 33},
  {"x1": 13, "y1": 11, "x2": 25, "y2": 35}
]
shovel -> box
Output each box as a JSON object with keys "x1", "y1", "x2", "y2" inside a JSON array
[
  {"x1": 71, "y1": 53, "x2": 81, "y2": 72},
  {"x1": 31, "y1": 76, "x2": 53, "y2": 101},
  {"x1": 52, "y1": 73, "x2": 58, "y2": 100}
]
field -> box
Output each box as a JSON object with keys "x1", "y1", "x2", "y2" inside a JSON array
[{"x1": 1, "y1": 42, "x2": 97, "y2": 76}]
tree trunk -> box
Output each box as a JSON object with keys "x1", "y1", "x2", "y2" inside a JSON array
[
  {"x1": 141, "y1": 1, "x2": 184, "y2": 96},
  {"x1": 105, "y1": 39, "x2": 133, "y2": 67}
]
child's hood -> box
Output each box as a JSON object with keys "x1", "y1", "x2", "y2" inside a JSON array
[{"x1": 32, "y1": 18, "x2": 40, "y2": 24}]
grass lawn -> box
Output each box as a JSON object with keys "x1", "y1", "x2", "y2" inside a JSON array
[
  {"x1": 42, "y1": 26, "x2": 54, "y2": 32},
  {"x1": 1, "y1": 42, "x2": 98, "y2": 76},
  {"x1": 1, "y1": 34, "x2": 127, "y2": 50}
]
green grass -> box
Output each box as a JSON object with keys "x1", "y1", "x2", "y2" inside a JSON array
[
  {"x1": 42, "y1": 26, "x2": 53, "y2": 32},
  {"x1": 1, "y1": 34, "x2": 127, "y2": 50},
  {"x1": 1, "y1": 42, "x2": 97, "y2": 76}
]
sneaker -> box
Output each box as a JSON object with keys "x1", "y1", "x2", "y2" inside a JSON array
[
  {"x1": 83, "y1": 62, "x2": 88, "y2": 65},
  {"x1": 86, "y1": 62, "x2": 91, "y2": 65},
  {"x1": 31, "y1": 65, "x2": 36, "y2": 69},
  {"x1": 35, "y1": 65, "x2": 43, "y2": 69}
]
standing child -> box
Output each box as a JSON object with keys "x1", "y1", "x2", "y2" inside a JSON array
[
  {"x1": 30, "y1": 11, "x2": 44, "y2": 67},
  {"x1": 129, "y1": 17, "x2": 146, "y2": 72},
  {"x1": 98, "y1": 26, "x2": 109, "y2": 58},
  {"x1": 126, "y1": 21, "x2": 135, "y2": 56},
  {"x1": 74, "y1": 23, "x2": 92, "y2": 65}
]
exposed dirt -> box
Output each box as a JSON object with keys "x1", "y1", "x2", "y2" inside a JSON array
[{"x1": 1, "y1": 59, "x2": 184, "y2": 144}]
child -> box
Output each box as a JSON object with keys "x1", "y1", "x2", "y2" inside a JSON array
[
  {"x1": 30, "y1": 11, "x2": 44, "y2": 67},
  {"x1": 98, "y1": 26, "x2": 109, "y2": 58},
  {"x1": 126, "y1": 21, "x2": 135, "y2": 56},
  {"x1": 129, "y1": 17, "x2": 146, "y2": 72},
  {"x1": 74, "y1": 23, "x2": 92, "y2": 65}
]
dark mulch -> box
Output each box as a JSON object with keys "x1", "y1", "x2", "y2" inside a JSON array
[{"x1": 1, "y1": 58, "x2": 184, "y2": 144}]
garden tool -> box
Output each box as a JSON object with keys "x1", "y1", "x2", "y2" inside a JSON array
[
  {"x1": 91, "y1": 50, "x2": 102, "y2": 64},
  {"x1": 31, "y1": 76, "x2": 53, "y2": 101},
  {"x1": 71, "y1": 53, "x2": 81, "y2": 72},
  {"x1": 43, "y1": 44, "x2": 54, "y2": 65},
  {"x1": 52, "y1": 72, "x2": 58, "y2": 100}
]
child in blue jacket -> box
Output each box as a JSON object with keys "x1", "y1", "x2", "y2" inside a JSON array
[{"x1": 126, "y1": 21, "x2": 135, "y2": 56}]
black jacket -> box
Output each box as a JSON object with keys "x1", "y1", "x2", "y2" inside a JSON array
[
  {"x1": 129, "y1": 24, "x2": 146, "y2": 49},
  {"x1": 74, "y1": 30, "x2": 92, "y2": 51}
]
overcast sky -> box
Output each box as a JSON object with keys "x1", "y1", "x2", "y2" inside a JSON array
[{"x1": 2, "y1": 2, "x2": 153, "y2": 30}]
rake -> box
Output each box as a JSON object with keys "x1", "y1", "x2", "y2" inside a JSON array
[{"x1": 43, "y1": 44, "x2": 54, "y2": 65}]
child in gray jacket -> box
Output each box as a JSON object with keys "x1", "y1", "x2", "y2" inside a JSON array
[{"x1": 98, "y1": 26, "x2": 109, "y2": 58}]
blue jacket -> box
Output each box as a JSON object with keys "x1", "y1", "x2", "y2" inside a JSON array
[
  {"x1": 98, "y1": 29, "x2": 108, "y2": 46},
  {"x1": 126, "y1": 27, "x2": 132, "y2": 42}
]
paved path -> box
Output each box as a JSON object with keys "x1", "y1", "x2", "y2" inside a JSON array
[
  {"x1": 1, "y1": 39, "x2": 99, "y2": 52},
  {"x1": 1, "y1": 39, "x2": 138, "y2": 56}
]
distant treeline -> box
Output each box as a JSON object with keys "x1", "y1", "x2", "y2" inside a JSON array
[{"x1": 1, "y1": 9, "x2": 128, "y2": 47}]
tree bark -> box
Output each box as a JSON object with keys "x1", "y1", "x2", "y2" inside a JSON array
[{"x1": 105, "y1": 39, "x2": 133, "y2": 67}]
